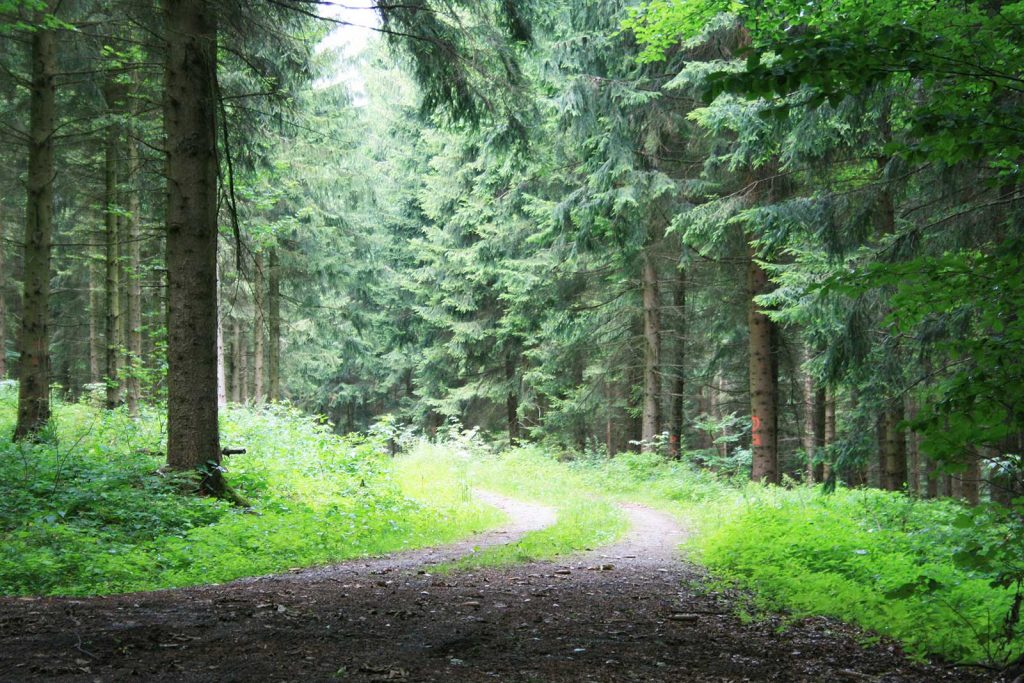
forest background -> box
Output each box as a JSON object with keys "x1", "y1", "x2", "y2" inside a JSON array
[{"x1": 0, "y1": 0, "x2": 1022, "y2": 670}]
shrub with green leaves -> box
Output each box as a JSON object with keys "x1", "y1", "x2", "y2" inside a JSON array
[
  {"x1": 693, "y1": 486, "x2": 1022, "y2": 664},
  {"x1": 0, "y1": 397, "x2": 501, "y2": 596}
]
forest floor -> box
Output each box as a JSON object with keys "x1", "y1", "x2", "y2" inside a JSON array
[{"x1": 0, "y1": 492, "x2": 994, "y2": 682}]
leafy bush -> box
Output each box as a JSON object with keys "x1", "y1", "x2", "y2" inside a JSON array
[
  {"x1": 0, "y1": 399, "x2": 502, "y2": 596},
  {"x1": 572, "y1": 449, "x2": 732, "y2": 505},
  {"x1": 691, "y1": 486, "x2": 1022, "y2": 663}
]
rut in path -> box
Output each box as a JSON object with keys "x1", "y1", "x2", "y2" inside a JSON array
[{"x1": 0, "y1": 492, "x2": 988, "y2": 682}]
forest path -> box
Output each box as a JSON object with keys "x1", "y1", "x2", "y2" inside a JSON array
[{"x1": 0, "y1": 492, "x2": 983, "y2": 682}]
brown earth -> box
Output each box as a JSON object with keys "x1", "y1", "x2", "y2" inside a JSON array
[{"x1": 0, "y1": 492, "x2": 999, "y2": 682}]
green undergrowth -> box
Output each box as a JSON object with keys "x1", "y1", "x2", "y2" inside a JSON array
[
  {"x1": 0, "y1": 389, "x2": 501, "y2": 596},
  {"x1": 458, "y1": 446, "x2": 1022, "y2": 665},
  {"x1": 600, "y1": 453, "x2": 1023, "y2": 665},
  {"x1": 399, "y1": 443, "x2": 628, "y2": 570},
  {"x1": 695, "y1": 485, "x2": 1022, "y2": 664},
  {"x1": 2, "y1": 388, "x2": 1019, "y2": 665}
]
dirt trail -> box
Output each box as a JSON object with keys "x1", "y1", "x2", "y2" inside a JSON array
[
  {"x1": 247, "y1": 491, "x2": 557, "y2": 584},
  {"x1": 0, "y1": 493, "x2": 988, "y2": 682}
]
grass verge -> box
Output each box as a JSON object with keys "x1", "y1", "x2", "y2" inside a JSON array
[
  {"x1": 561, "y1": 450, "x2": 1022, "y2": 666},
  {"x1": 0, "y1": 390, "x2": 502, "y2": 596},
  {"x1": 398, "y1": 443, "x2": 628, "y2": 570}
]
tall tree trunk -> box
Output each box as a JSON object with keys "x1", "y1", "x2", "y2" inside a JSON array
[
  {"x1": 940, "y1": 472, "x2": 952, "y2": 497},
  {"x1": 823, "y1": 388, "x2": 836, "y2": 482},
  {"x1": 506, "y1": 354, "x2": 519, "y2": 446},
  {"x1": 667, "y1": 265, "x2": 686, "y2": 457},
  {"x1": 873, "y1": 418, "x2": 885, "y2": 488},
  {"x1": 961, "y1": 446, "x2": 981, "y2": 505},
  {"x1": 163, "y1": 0, "x2": 221, "y2": 488},
  {"x1": 924, "y1": 455, "x2": 939, "y2": 498},
  {"x1": 714, "y1": 372, "x2": 728, "y2": 457},
  {"x1": 640, "y1": 248, "x2": 661, "y2": 449},
  {"x1": 875, "y1": 119, "x2": 910, "y2": 492},
  {"x1": 231, "y1": 316, "x2": 242, "y2": 403},
  {"x1": 253, "y1": 252, "x2": 265, "y2": 402},
  {"x1": 0, "y1": 216, "x2": 6, "y2": 379},
  {"x1": 119, "y1": 200, "x2": 130, "y2": 400},
  {"x1": 14, "y1": 17, "x2": 56, "y2": 440},
  {"x1": 125, "y1": 126, "x2": 143, "y2": 417},
  {"x1": 907, "y1": 401, "x2": 921, "y2": 495},
  {"x1": 239, "y1": 317, "x2": 249, "y2": 403},
  {"x1": 103, "y1": 79, "x2": 123, "y2": 410},
  {"x1": 605, "y1": 406, "x2": 614, "y2": 456},
  {"x1": 216, "y1": 260, "x2": 227, "y2": 407},
  {"x1": 748, "y1": 254, "x2": 778, "y2": 483},
  {"x1": 605, "y1": 378, "x2": 618, "y2": 456},
  {"x1": 267, "y1": 247, "x2": 280, "y2": 401},
  {"x1": 88, "y1": 249, "x2": 102, "y2": 383},
  {"x1": 629, "y1": 359, "x2": 643, "y2": 448},
  {"x1": 801, "y1": 345, "x2": 818, "y2": 482},
  {"x1": 950, "y1": 472, "x2": 962, "y2": 499},
  {"x1": 850, "y1": 389, "x2": 872, "y2": 486},
  {"x1": 813, "y1": 387, "x2": 826, "y2": 481},
  {"x1": 880, "y1": 405, "x2": 907, "y2": 491},
  {"x1": 695, "y1": 381, "x2": 713, "y2": 451}
]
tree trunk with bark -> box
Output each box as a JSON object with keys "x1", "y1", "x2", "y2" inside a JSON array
[
  {"x1": 748, "y1": 254, "x2": 778, "y2": 483},
  {"x1": 231, "y1": 316, "x2": 242, "y2": 403},
  {"x1": 216, "y1": 261, "x2": 227, "y2": 408},
  {"x1": 907, "y1": 401, "x2": 921, "y2": 495},
  {"x1": 88, "y1": 248, "x2": 102, "y2": 384},
  {"x1": 940, "y1": 473, "x2": 952, "y2": 497},
  {"x1": 506, "y1": 354, "x2": 519, "y2": 446},
  {"x1": 667, "y1": 266, "x2": 686, "y2": 457},
  {"x1": 714, "y1": 372, "x2": 729, "y2": 458},
  {"x1": 253, "y1": 252, "x2": 265, "y2": 402},
  {"x1": 961, "y1": 446, "x2": 981, "y2": 505},
  {"x1": 14, "y1": 17, "x2": 57, "y2": 440},
  {"x1": 695, "y1": 382, "x2": 713, "y2": 451},
  {"x1": 640, "y1": 248, "x2": 661, "y2": 450},
  {"x1": 103, "y1": 79, "x2": 124, "y2": 410},
  {"x1": 801, "y1": 345, "x2": 818, "y2": 482},
  {"x1": 163, "y1": 0, "x2": 221, "y2": 488},
  {"x1": 239, "y1": 315, "x2": 249, "y2": 403},
  {"x1": 823, "y1": 388, "x2": 836, "y2": 482},
  {"x1": 0, "y1": 216, "x2": 6, "y2": 379},
  {"x1": 813, "y1": 387, "x2": 826, "y2": 481},
  {"x1": 880, "y1": 405, "x2": 907, "y2": 491},
  {"x1": 924, "y1": 455, "x2": 939, "y2": 498},
  {"x1": 605, "y1": 411, "x2": 614, "y2": 456},
  {"x1": 267, "y1": 248, "x2": 280, "y2": 401},
  {"x1": 125, "y1": 123, "x2": 143, "y2": 417}
]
